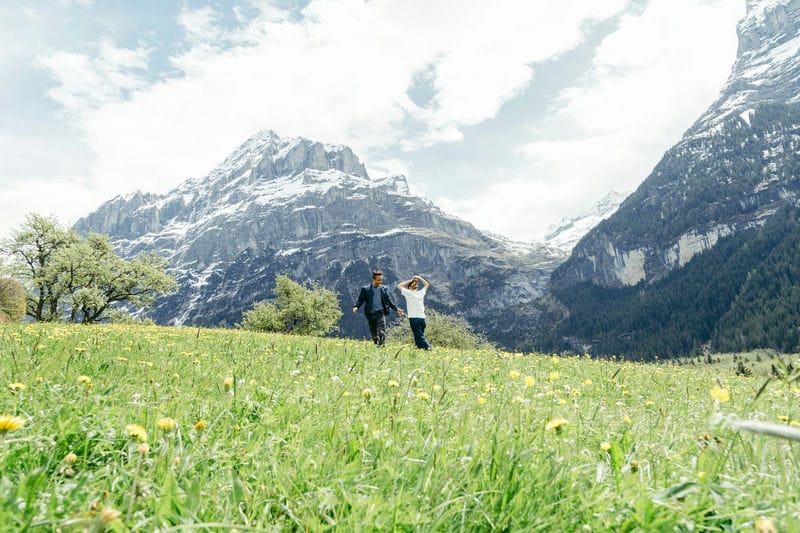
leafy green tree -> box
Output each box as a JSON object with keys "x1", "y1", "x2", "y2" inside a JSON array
[
  {"x1": 241, "y1": 274, "x2": 342, "y2": 336},
  {"x1": 2, "y1": 214, "x2": 77, "y2": 321},
  {"x1": 0, "y1": 278, "x2": 26, "y2": 322},
  {"x1": 386, "y1": 309, "x2": 493, "y2": 350},
  {"x1": 2, "y1": 214, "x2": 177, "y2": 323}
]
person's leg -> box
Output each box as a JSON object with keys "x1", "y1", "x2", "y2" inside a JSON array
[
  {"x1": 366, "y1": 314, "x2": 379, "y2": 344},
  {"x1": 375, "y1": 313, "x2": 387, "y2": 346},
  {"x1": 418, "y1": 318, "x2": 431, "y2": 349},
  {"x1": 410, "y1": 318, "x2": 431, "y2": 349}
]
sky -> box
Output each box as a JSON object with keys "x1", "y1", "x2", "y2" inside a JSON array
[{"x1": 0, "y1": 0, "x2": 745, "y2": 243}]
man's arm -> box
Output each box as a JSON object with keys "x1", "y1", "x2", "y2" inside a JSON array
[
  {"x1": 416, "y1": 275, "x2": 430, "y2": 289},
  {"x1": 384, "y1": 287, "x2": 405, "y2": 316},
  {"x1": 352, "y1": 287, "x2": 365, "y2": 314}
]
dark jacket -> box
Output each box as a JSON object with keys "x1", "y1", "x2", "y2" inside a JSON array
[{"x1": 354, "y1": 284, "x2": 399, "y2": 315}]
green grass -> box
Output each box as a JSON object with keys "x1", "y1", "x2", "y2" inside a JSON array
[{"x1": 0, "y1": 323, "x2": 798, "y2": 531}]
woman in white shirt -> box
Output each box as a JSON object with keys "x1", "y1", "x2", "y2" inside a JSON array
[{"x1": 397, "y1": 275, "x2": 432, "y2": 350}]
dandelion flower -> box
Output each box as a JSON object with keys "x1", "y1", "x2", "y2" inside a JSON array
[
  {"x1": 361, "y1": 388, "x2": 373, "y2": 400},
  {"x1": 630, "y1": 460, "x2": 639, "y2": 472},
  {"x1": 223, "y1": 377, "x2": 234, "y2": 390},
  {"x1": 546, "y1": 417, "x2": 568, "y2": 432},
  {"x1": 710, "y1": 386, "x2": 730, "y2": 402},
  {"x1": 64, "y1": 452, "x2": 78, "y2": 465},
  {"x1": 99, "y1": 508, "x2": 121, "y2": 523},
  {"x1": 583, "y1": 379, "x2": 593, "y2": 386},
  {"x1": 524, "y1": 376, "x2": 536, "y2": 387},
  {"x1": 755, "y1": 518, "x2": 776, "y2": 533},
  {"x1": 387, "y1": 380, "x2": 399, "y2": 388},
  {"x1": 157, "y1": 418, "x2": 177, "y2": 432},
  {"x1": 549, "y1": 372, "x2": 560, "y2": 381},
  {"x1": 77, "y1": 375, "x2": 91, "y2": 385},
  {"x1": 195, "y1": 420, "x2": 207, "y2": 430},
  {"x1": 600, "y1": 442, "x2": 611, "y2": 452},
  {"x1": 7, "y1": 383, "x2": 25, "y2": 392},
  {"x1": 697, "y1": 471, "x2": 706, "y2": 480},
  {"x1": 623, "y1": 415, "x2": 632, "y2": 425},
  {"x1": 417, "y1": 392, "x2": 430, "y2": 401},
  {"x1": 477, "y1": 396, "x2": 487, "y2": 405},
  {"x1": 509, "y1": 370, "x2": 520, "y2": 379},
  {"x1": 126, "y1": 424, "x2": 148, "y2": 442},
  {"x1": 0, "y1": 415, "x2": 25, "y2": 433},
  {"x1": 137, "y1": 443, "x2": 149, "y2": 455}
]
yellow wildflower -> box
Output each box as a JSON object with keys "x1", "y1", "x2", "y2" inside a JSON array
[
  {"x1": 600, "y1": 442, "x2": 611, "y2": 452},
  {"x1": 477, "y1": 396, "x2": 487, "y2": 405},
  {"x1": 8, "y1": 383, "x2": 25, "y2": 392},
  {"x1": 524, "y1": 376, "x2": 536, "y2": 387},
  {"x1": 361, "y1": 388, "x2": 373, "y2": 400},
  {"x1": 126, "y1": 424, "x2": 148, "y2": 442},
  {"x1": 549, "y1": 372, "x2": 560, "y2": 381},
  {"x1": 630, "y1": 460, "x2": 639, "y2": 472},
  {"x1": 509, "y1": 370, "x2": 520, "y2": 379},
  {"x1": 137, "y1": 443, "x2": 149, "y2": 455},
  {"x1": 387, "y1": 380, "x2": 399, "y2": 388},
  {"x1": 697, "y1": 471, "x2": 706, "y2": 480},
  {"x1": 77, "y1": 375, "x2": 91, "y2": 385},
  {"x1": 195, "y1": 420, "x2": 208, "y2": 430},
  {"x1": 0, "y1": 415, "x2": 25, "y2": 433},
  {"x1": 157, "y1": 418, "x2": 176, "y2": 431},
  {"x1": 709, "y1": 386, "x2": 730, "y2": 402},
  {"x1": 546, "y1": 417, "x2": 568, "y2": 432},
  {"x1": 223, "y1": 377, "x2": 234, "y2": 390},
  {"x1": 623, "y1": 415, "x2": 632, "y2": 425},
  {"x1": 99, "y1": 508, "x2": 121, "y2": 523},
  {"x1": 64, "y1": 452, "x2": 78, "y2": 465},
  {"x1": 583, "y1": 379, "x2": 593, "y2": 386},
  {"x1": 417, "y1": 392, "x2": 430, "y2": 401},
  {"x1": 779, "y1": 415, "x2": 789, "y2": 423},
  {"x1": 755, "y1": 518, "x2": 776, "y2": 533}
]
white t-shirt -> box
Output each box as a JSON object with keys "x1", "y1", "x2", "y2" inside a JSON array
[{"x1": 400, "y1": 287, "x2": 427, "y2": 318}]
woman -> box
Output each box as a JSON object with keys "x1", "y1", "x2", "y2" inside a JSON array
[{"x1": 397, "y1": 275, "x2": 432, "y2": 350}]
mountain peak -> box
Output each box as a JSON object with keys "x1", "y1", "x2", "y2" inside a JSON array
[{"x1": 690, "y1": 0, "x2": 800, "y2": 134}]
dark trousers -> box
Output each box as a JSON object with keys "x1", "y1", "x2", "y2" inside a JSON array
[
  {"x1": 366, "y1": 311, "x2": 387, "y2": 346},
  {"x1": 409, "y1": 317, "x2": 431, "y2": 349}
]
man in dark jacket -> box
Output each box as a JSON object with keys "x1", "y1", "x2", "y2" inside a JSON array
[{"x1": 352, "y1": 270, "x2": 404, "y2": 346}]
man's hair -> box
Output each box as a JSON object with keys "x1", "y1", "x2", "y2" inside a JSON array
[{"x1": 372, "y1": 270, "x2": 383, "y2": 279}]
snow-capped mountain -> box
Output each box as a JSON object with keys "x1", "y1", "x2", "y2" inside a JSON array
[
  {"x1": 553, "y1": 0, "x2": 800, "y2": 289},
  {"x1": 75, "y1": 130, "x2": 562, "y2": 347},
  {"x1": 543, "y1": 191, "x2": 627, "y2": 253},
  {"x1": 541, "y1": 0, "x2": 800, "y2": 358}
]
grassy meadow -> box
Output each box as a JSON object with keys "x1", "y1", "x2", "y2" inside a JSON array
[{"x1": 0, "y1": 323, "x2": 798, "y2": 531}]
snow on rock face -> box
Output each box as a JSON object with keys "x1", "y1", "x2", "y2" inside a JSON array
[
  {"x1": 691, "y1": 0, "x2": 800, "y2": 133},
  {"x1": 544, "y1": 191, "x2": 627, "y2": 253}
]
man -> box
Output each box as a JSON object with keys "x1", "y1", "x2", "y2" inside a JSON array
[
  {"x1": 397, "y1": 274, "x2": 432, "y2": 350},
  {"x1": 353, "y1": 270, "x2": 404, "y2": 346}
]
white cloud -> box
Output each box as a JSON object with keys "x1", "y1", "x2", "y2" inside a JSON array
[
  {"x1": 454, "y1": 0, "x2": 746, "y2": 241},
  {"x1": 35, "y1": 0, "x2": 631, "y2": 203}
]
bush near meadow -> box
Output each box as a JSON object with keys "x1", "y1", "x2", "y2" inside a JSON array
[{"x1": 0, "y1": 323, "x2": 796, "y2": 531}]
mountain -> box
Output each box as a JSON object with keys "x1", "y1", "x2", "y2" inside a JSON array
[
  {"x1": 543, "y1": 191, "x2": 627, "y2": 253},
  {"x1": 75, "y1": 130, "x2": 562, "y2": 347},
  {"x1": 543, "y1": 0, "x2": 800, "y2": 358}
]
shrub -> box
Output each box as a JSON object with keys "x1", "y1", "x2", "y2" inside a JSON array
[
  {"x1": 0, "y1": 278, "x2": 26, "y2": 322},
  {"x1": 386, "y1": 309, "x2": 493, "y2": 350},
  {"x1": 241, "y1": 275, "x2": 342, "y2": 336}
]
